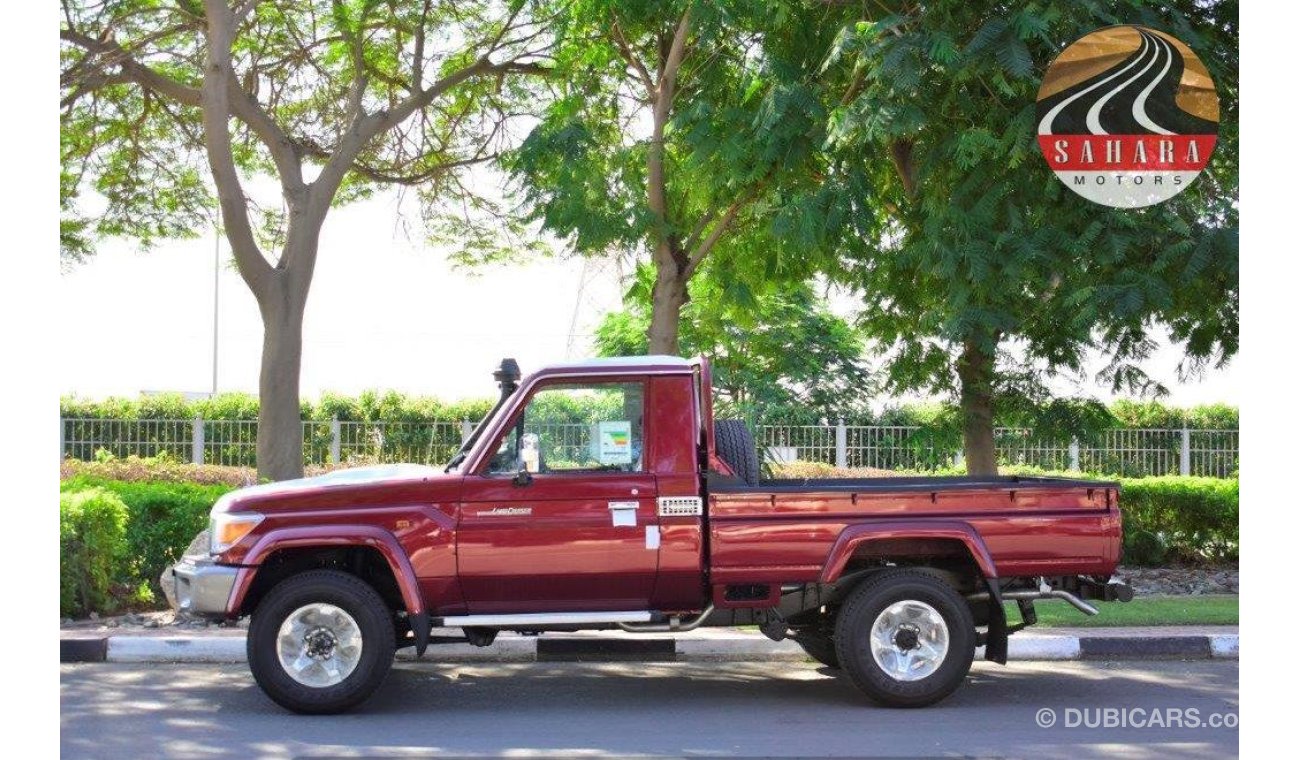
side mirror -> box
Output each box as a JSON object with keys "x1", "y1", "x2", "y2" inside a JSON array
[{"x1": 512, "y1": 468, "x2": 533, "y2": 487}]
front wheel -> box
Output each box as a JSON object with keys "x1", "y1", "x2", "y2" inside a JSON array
[
  {"x1": 834, "y1": 569, "x2": 976, "y2": 708},
  {"x1": 247, "y1": 570, "x2": 396, "y2": 714}
]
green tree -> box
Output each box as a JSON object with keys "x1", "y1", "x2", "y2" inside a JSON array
[
  {"x1": 595, "y1": 267, "x2": 868, "y2": 422},
  {"x1": 822, "y1": 1, "x2": 1238, "y2": 474},
  {"x1": 61, "y1": 0, "x2": 551, "y2": 479},
  {"x1": 508, "y1": 0, "x2": 865, "y2": 354}
]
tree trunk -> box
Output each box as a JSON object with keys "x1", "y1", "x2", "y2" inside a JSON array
[
  {"x1": 647, "y1": 265, "x2": 688, "y2": 355},
  {"x1": 254, "y1": 272, "x2": 307, "y2": 481},
  {"x1": 956, "y1": 338, "x2": 998, "y2": 476}
]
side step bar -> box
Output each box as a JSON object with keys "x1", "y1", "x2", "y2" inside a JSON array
[{"x1": 433, "y1": 611, "x2": 655, "y2": 628}]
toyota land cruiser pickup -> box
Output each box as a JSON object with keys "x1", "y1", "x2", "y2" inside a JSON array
[{"x1": 172, "y1": 355, "x2": 1131, "y2": 713}]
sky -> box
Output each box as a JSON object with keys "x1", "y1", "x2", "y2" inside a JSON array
[{"x1": 58, "y1": 188, "x2": 1239, "y2": 407}]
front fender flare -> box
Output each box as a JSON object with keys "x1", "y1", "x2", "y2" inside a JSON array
[
  {"x1": 226, "y1": 525, "x2": 424, "y2": 617},
  {"x1": 819, "y1": 519, "x2": 998, "y2": 584}
]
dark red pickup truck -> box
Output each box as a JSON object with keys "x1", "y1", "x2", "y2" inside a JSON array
[{"x1": 173, "y1": 355, "x2": 1131, "y2": 713}]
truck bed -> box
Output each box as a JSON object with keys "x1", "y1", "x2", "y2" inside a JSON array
[{"x1": 705, "y1": 474, "x2": 1123, "y2": 583}]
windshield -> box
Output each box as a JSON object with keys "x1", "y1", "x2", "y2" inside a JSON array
[{"x1": 444, "y1": 394, "x2": 509, "y2": 471}]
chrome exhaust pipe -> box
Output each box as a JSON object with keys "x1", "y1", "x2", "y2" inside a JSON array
[
  {"x1": 617, "y1": 604, "x2": 716, "y2": 633},
  {"x1": 1003, "y1": 589, "x2": 1098, "y2": 616},
  {"x1": 966, "y1": 589, "x2": 1099, "y2": 616}
]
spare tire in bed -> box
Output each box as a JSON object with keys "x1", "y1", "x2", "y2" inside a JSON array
[{"x1": 715, "y1": 419, "x2": 760, "y2": 486}]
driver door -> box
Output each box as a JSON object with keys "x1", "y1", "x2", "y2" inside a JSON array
[{"x1": 456, "y1": 379, "x2": 660, "y2": 612}]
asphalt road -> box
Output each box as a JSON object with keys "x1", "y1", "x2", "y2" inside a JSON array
[{"x1": 62, "y1": 660, "x2": 1238, "y2": 759}]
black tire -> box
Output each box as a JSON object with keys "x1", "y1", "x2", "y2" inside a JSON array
[
  {"x1": 834, "y1": 569, "x2": 976, "y2": 708},
  {"x1": 247, "y1": 570, "x2": 396, "y2": 714},
  {"x1": 715, "y1": 419, "x2": 760, "y2": 486},
  {"x1": 793, "y1": 633, "x2": 840, "y2": 668}
]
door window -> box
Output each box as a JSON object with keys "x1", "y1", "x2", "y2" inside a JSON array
[{"x1": 486, "y1": 382, "x2": 645, "y2": 475}]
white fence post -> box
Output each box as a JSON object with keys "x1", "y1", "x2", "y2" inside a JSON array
[
  {"x1": 835, "y1": 419, "x2": 848, "y2": 468},
  {"x1": 1180, "y1": 427, "x2": 1191, "y2": 476},
  {"x1": 461, "y1": 420, "x2": 474, "y2": 443},
  {"x1": 953, "y1": 450, "x2": 964, "y2": 469},
  {"x1": 1069, "y1": 437, "x2": 1080, "y2": 471},
  {"x1": 330, "y1": 415, "x2": 341, "y2": 464},
  {"x1": 59, "y1": 416, "x2": 66, "y2": 462},
  {"x1": 192, "y1": 415, "x2": 204, "y2": 465}
]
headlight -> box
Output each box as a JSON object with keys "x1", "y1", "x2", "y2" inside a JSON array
[{"x1": 209, "y1": 512, "x2": 264, "y2": 555}]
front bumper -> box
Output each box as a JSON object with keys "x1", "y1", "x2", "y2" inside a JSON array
[{"x1": 171, "y1": 555, "x2": 238, "y2": 616}]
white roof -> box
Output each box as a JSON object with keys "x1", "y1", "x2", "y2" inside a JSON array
[{"x1": 538, "y1": 355, "x2": 691, "y2": 371}]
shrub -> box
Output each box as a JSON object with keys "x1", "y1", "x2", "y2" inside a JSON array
[
  {"x1": 61, "y1": 456, "x2": 259, "y2": 487},
  {"x1": 62, "y1": 476, "x2": 237, "y2": 602},
  {"x1": 60, "y1": 488, "x2": 131, "y2": 617},
  {"x1": 767, "y1": 460, "x2": 897, "y2": 479},
  {"x1": 60, "y1": 455, "x2": 377, "y2": 487},
  {"x1": 1119, "y1": 476, "x2": 1238, "y2": 565}
]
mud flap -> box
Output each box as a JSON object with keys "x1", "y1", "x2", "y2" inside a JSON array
[
  {"x1": 983, "y1": 579, "x2": 1008, "y2": 665},
  {"x1": 411, "y1": 612, "x2": 432, "y2": 656}
]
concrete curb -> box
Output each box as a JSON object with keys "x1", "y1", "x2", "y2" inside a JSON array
[{"x1": 61, "y1": 630, "x2": 1239, "y2": 665}]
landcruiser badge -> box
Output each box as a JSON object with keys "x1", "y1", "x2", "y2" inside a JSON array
[{"x1": 476, "y1": 507, "x2": 533, "y2": 517}]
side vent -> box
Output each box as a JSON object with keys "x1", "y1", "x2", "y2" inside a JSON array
[
  {"x1": 724, "y1": 584, "x2": 771, "y2": 602},
  {"x1": 657, "y1": 496, "x2": 703, "y2": 517}
]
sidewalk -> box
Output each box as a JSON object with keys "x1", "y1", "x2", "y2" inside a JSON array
[{"x1": 60, "y1": 624, "x2": 1239, "y2": 664}]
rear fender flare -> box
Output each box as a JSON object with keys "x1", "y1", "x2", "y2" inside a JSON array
[
  {"x1": 227, "y1": 525, "x2": 424, "y2": 617},
  {"x1": 819, "y1": 520, "x2": 998, "y2": 584}
]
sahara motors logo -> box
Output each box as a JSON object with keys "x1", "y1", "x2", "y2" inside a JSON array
[{"x1": 1036, "y1": 25, "x2": 1219, "y2": 208}]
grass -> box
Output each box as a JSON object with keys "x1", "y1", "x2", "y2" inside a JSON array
[{"x1": 1014, "y1": 594, "x2": 1238, "y2": 628}]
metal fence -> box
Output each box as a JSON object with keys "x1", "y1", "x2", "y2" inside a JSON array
[
  {"x1": 59, "y1": 417, "x2": 1240, "y2": 478},
  {"x1": 756, "y1": 423, "x2": 1238, "y2": 478},
  {"x1": 60, "y1": 417, "x2": 472, "y2": 469}
]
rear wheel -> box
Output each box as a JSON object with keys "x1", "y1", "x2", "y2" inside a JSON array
[
  {"x1": 834, "y1": 569, "x2": 975, "y2": 707},
  {"x1": 247, "y1": 570, "x2": 396, "y2": 714},
  {"x1": 792, "y1": 632, "x2": 840, "y2": 668}
]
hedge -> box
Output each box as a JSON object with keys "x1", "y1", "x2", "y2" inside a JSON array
[
  {"x1": 60, "y1": 389, "x2": 495, "y2": 424},
  {"x1": 60, "y1": 392, "x2": 1237, "y2": 430},
  {"x1": 1119, "y1": 476, "x2": 1238, "y2": 565},
  {"x1": 60, "y1": 487, "x2": 133, "y2": 617},
  {"x1": 61, "y1": 475, "x2": 237, "y2": 613}
]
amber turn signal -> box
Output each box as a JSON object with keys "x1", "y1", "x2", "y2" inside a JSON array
[{"x1": 209, "y1": 512, "x2": 264, "y2": 555}]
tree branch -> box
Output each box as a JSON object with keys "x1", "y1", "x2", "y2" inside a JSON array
[
  {"x1": 411, "y1": 0, "x2": 431, "y2": 91},
  {"x1": 311, "y1": 51, "x2": 546, "y2": 216},
  {"x1": 682, "y1": 186, "x2": 759, "y2": 281},
  {"x1": 681, "y1": 204, "x2": 721, "y2": 255},
  {"x1": 645, "y1": 8, "x2": 693, "y2": 273},
  {"x1": 657, "y1": 8, "x2": 692, "y2": 109},
  {"x1": 61, "y1": 29, "x2": 202, "y2": 107},
  {"x1": 890, "y1": 139, "x2": 917, "y2": 197},
  {"x1": 610, "y1": 14, "x2": 655, "y2": 98},
  {"x1": 297, "y1": 135, "x2": 498, "y2": 185},
  {"x1": 200, "y1": 0, "x2": 272, "y2": 293},
  {"x1": 61, "y1": 26, "x2": 304, "y2": 195}
]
